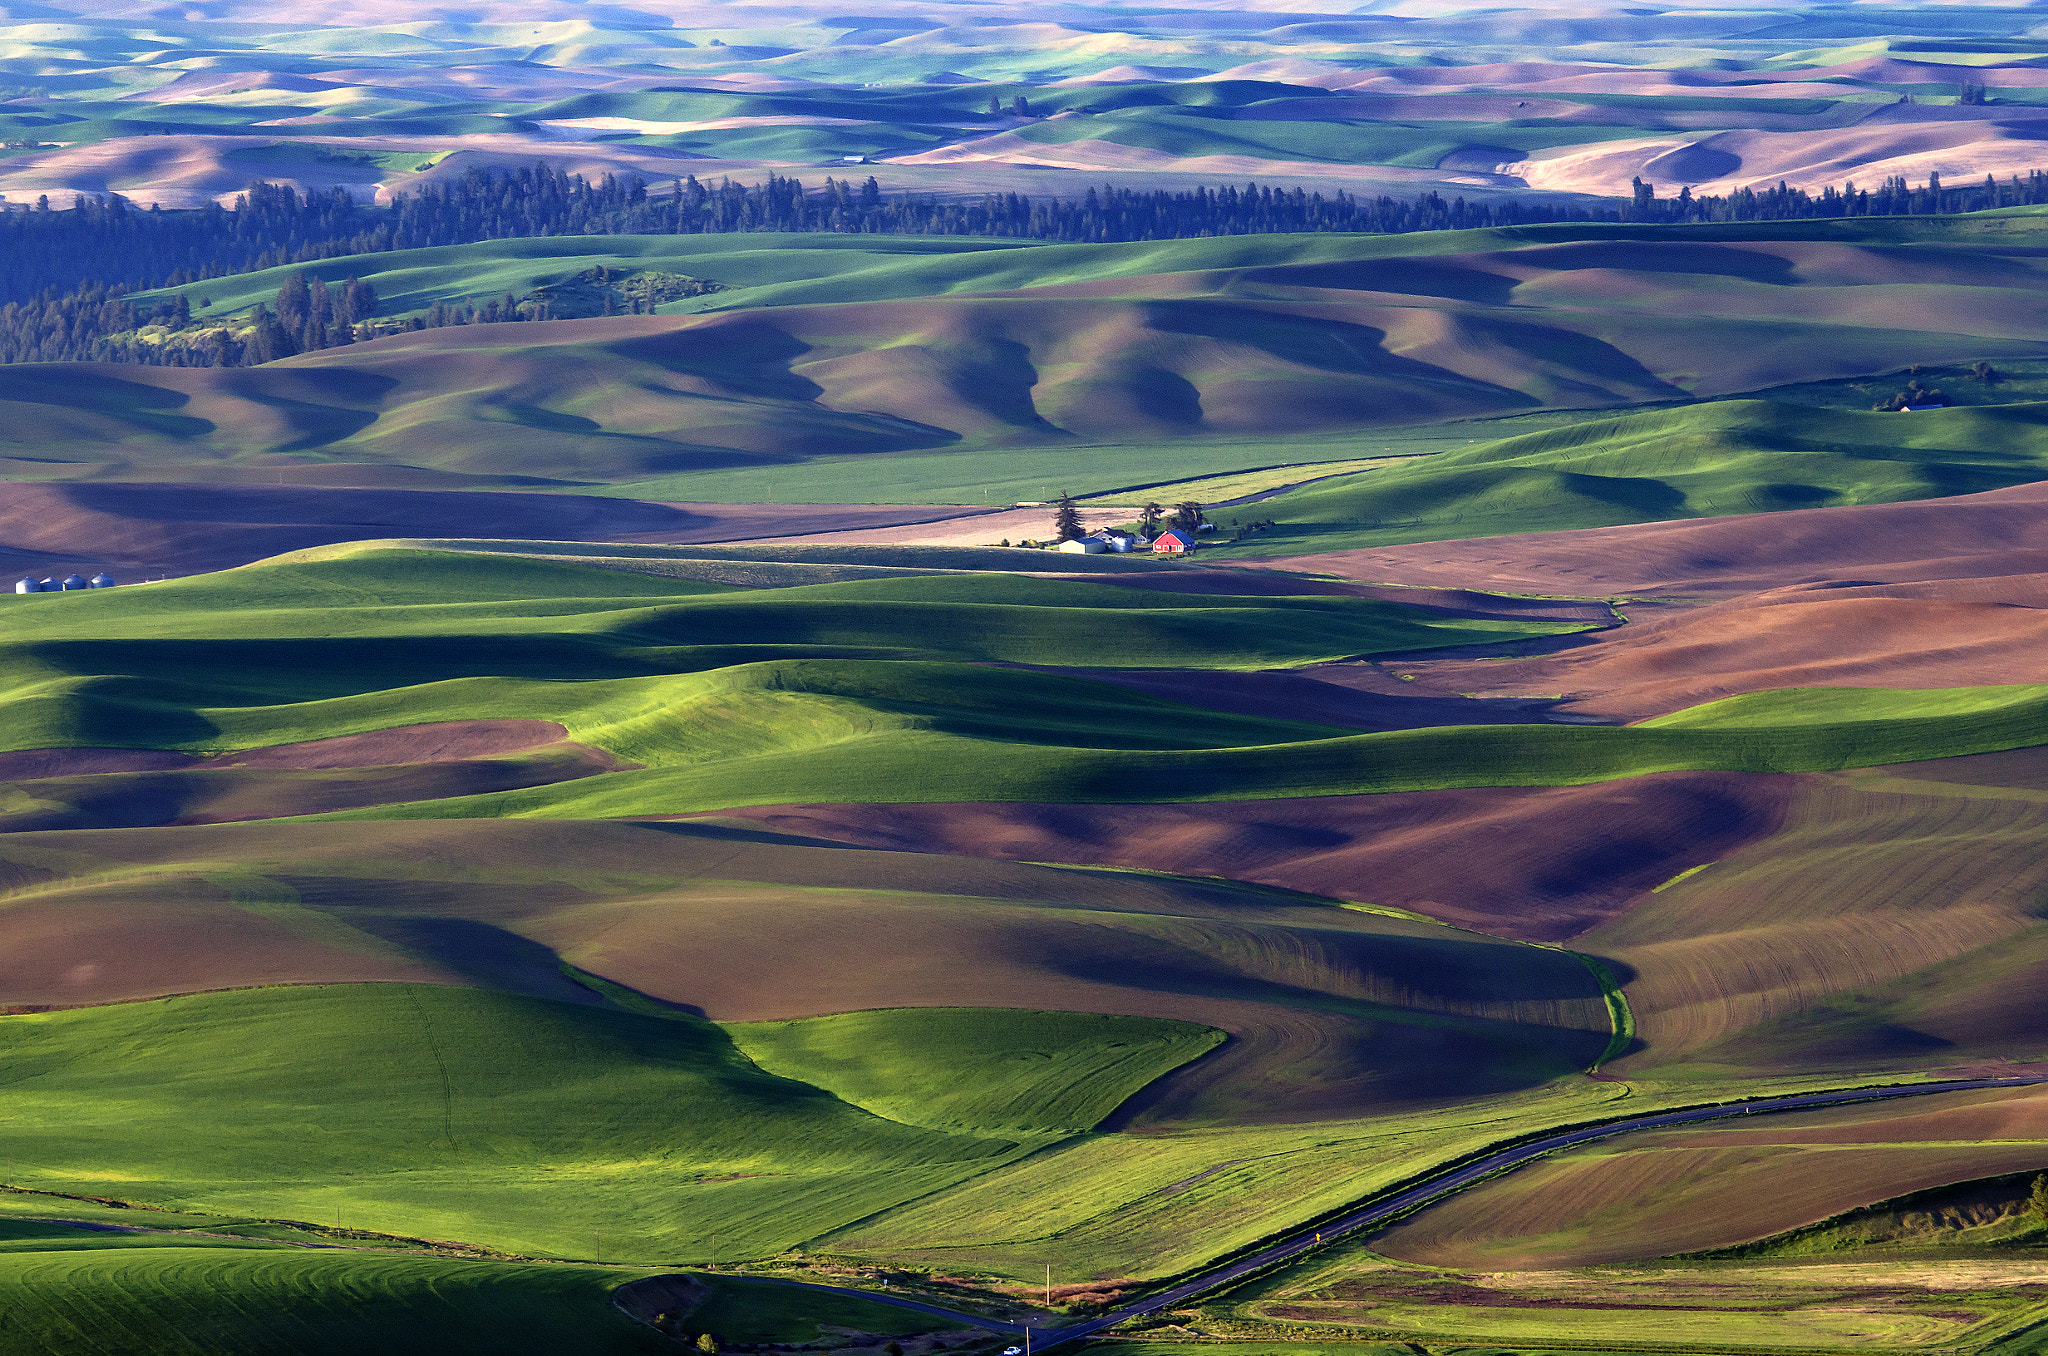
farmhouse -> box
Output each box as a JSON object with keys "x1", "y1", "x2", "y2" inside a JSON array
[{"x1": 1152, "y1": 528, "x2": 1197, "y2": 554}]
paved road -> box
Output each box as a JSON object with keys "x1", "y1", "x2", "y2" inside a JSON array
[{"x1": 1023, "y1": 1077, "x2": 2045, "y2": 1348}]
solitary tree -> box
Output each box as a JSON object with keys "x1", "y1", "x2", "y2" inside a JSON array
[
  {"x1": 2031, "y1": 1172, "x2": 2048, "y2": 1225},
  {"x1": 697, "y1": 1334, "x2": 720, "y2": 1354},
  {"x1": 1011, "y1": 94, "x2": 1031, "y2": 117},
  {"x1": 1138, "y1": 501, "x2": 1164, "y2": 536},
  {"x1": 1171, "y1": 500, "x2": 1204, "y2": 532},
  {"x1": 986, "y1": 95, "x2": 1000, "y2": 115},
  {"x1": 1052, "y1": 493, "x2": 1083, "y2": 541}
]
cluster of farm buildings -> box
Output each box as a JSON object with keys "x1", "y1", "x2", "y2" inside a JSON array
[
  {"x1": 1057, "y1": 528, "x2": 1202, "y2": 555},
  {"x1": 15, "y1": 574, "x2": 115, "y2": 592}
]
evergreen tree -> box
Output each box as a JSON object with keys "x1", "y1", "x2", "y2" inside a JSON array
[
  {"x1": 276, "y1": 269, "x2": 310, "y2": 333},
  {"x1": 2031, "y1": 1172, "x2": 2048, "y2": 1224},
  {"x1": 1171, "y1": 500, "x2": 1204, "y2": 531},
  {"x1": 1138, "y1": 502, "x2": 1164, "y2": 537},
  {"x1": 1052, "y1": 492, "x2": 1083, "y2": 541}
]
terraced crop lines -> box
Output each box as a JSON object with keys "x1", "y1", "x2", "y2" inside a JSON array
[{"x1": 1585, "y1": 773, "x2": 2048, "y2": 1076}]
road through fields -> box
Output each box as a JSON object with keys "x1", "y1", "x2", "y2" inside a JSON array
[{"x1": 754, "y1": 1078, "x2": 2045, "y2": 1348}]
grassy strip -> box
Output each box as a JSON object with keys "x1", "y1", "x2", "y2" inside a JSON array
[{"x1": 1566, "y1": 953, "x2": 1636, "y2": 1071}]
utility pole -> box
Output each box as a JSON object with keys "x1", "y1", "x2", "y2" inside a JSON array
[
  {"x1": 1045, "y1": 1264, "x2": 1050, "y2": 1307},
  {"x1": 596, "y1": 1231, "x2": 602, "y2": 1265}
]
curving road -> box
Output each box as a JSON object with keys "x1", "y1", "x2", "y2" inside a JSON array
[{"x1": 1022, "y1": 1077, "x2": 2046, "y2": 1348}]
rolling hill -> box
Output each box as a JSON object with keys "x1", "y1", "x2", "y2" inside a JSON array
[
  {"x1": 16, "y1": 217, "x2": 2048, "y2": 505},
  {"x1": 1212, "y1": 399, "x2": 2048, "y2": 558}
]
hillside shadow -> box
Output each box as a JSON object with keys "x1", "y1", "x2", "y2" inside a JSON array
[
  {"x1": 634, "y1": 817, "x2": 885, "y2": 853},
  {"x1": 0, "y1": 368, "x2": 214, "y2": 440},
  {"x1": 217, "y1": 369, "x2": 400, "y2": 453},
  {"x1": 607, "y1": 319, "x2": 823, "y2": 402},
  {"x1": 1241, "y1": 257, "x2": 1521, "y2": 306},
  {"x1": 340, "y1": 915, "x2": 609, "y2": 1007},
  {"x1": 1511, "y1": 241, "x2": 1802, "y2": 285},
  {"x1": 1555, "y1": 469, "x2": 1689, "y2": 514}
]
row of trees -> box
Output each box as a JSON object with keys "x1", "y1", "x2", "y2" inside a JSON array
[
  {"x1": 16, "y1": 158, "x2": 2048, "y2": 309},
  {"x1": 12, "y1": 160, "x2": 2048, "y2": 366},
  {"x1": 0, "y1": 268, "x2": 567, "y2": 366}
]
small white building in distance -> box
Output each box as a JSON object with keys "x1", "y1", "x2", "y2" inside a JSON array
[{"x1": 1057, "y1": 536, "x2": 1107, "y2": 554}]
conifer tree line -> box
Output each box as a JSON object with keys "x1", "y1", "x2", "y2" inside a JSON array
[{"x1": 5, "y1": 159, "x2": 2048, "y2": 366}]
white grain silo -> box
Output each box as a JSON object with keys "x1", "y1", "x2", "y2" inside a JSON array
[
  {"x1": 13, "y1": 578, "x2": 37, "y2": 594},
  {"x1": 59, "y1": 574, "x2": 87, "y2": 591},
  {"x1": 88, "y1": 573, "x2": 115, "y2": 588}
]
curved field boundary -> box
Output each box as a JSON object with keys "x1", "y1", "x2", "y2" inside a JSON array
[
  {"x1": 634, "y1": 1081, "x2": 2047, "y2": 1349},
  {"x1": 1035, "y1": 1078, "x2": 2047, "y2": 1348}
]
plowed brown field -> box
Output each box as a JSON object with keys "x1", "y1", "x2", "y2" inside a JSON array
[
  {"x1": 705, "y1": 771, "x2": 1800, "y2": 942},
  {"x1": 0, "y1": 817, "x2": 1611, "y2": 1126},
  {"x1": 1363, "y1": 1084, "x2": 2048, "y2": 1268},
  {"x1": 1395, "y1": 573, "x2": 2048, "y2": 721},
  {"x1": 1258, "y1": 478, "x2": 2048, "y2": 599}
]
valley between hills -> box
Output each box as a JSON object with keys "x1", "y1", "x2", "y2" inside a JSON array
[{"x1": 6, "y1": 1, "x2": 2048, "y2": 1354}]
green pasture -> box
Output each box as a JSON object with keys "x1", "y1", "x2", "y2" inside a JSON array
[
  {"x1": 1210, "y1": 399, "x2": 2048, "y2": 555},
  {"x1": 137, "y1": 209, "x2": 2048, "y2": 326},
  {"x1": 730, "y1": 1009, "x2": 1224, "y2": 1136},
  {"x1": 0, "y1": 1234, "x2": 669, "y2": 1354},
  {"x1": 0, "y1": 985, "x2": 1215, "y2": 1261},
  {"x1": 142, "y1": 233, "x2": 1033, "y2": 323},
  {"x1": 0, "y1": 547, "x2": 2044, "y2": 821},
  {"x1": 313, "y1": 675, "x2": 2048, "y2": 821}
]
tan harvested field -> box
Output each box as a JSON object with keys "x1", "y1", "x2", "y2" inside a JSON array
[
  {"x1": 1233, "y1": 54, "x2": 2048, "y2": 98},
  {"x1": 0, "y1": 481, "x2": 987, "y2": 581},
  {"x1": 1265, "y1": 478, "x2": 2048, "y2": 598},
  {"x1": 0, "y1": 817, "x2": 1612, "y2": 1125},
  {"x1": 1511, "y1": 115, "x2": 2048, "y2": 198},
  {"x1": 0, "y1": 134, "x2": 798, "y2": 212},
  {"x1": 1362, "y1": 1084, "x2": 2048, "y2": 1268}
]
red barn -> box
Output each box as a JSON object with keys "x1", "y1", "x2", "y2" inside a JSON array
[{"x1": 1151, "y1": 529, "x2": 1197, "y2": 554}]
